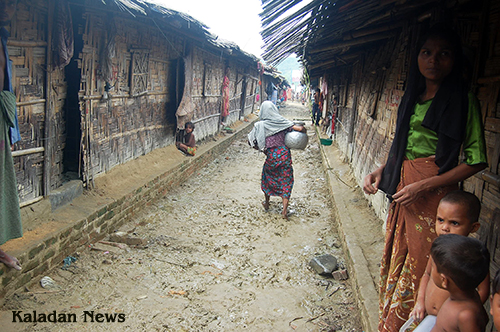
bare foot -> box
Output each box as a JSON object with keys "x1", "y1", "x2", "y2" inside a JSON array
[
  {"x1": 282, "y1": 211, "x2": 288, "y2": 220},
  {"x1": 262, "y1": 201, "x2": 269, "y2": 211},
  {"x1": 0, "y1": 253, "x2": 22, "y2": 271}
]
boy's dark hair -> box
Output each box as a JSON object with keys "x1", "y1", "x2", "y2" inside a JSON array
[
  {"x1": 440, "y1": 190, "x2": 481, "y2": 223},
  {"x1": 185, "y1": 121, "x2": 195, "y2": 129},
  {"x1": 431, "y1": 234, "x2": 489, "y2": 291},
  {"x1": 492, "y1": 268, "x2": 500, "y2": 295}
]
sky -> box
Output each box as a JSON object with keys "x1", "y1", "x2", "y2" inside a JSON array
[{"x1": 153, "y1": 0, "x2": 265, "y2": 58}]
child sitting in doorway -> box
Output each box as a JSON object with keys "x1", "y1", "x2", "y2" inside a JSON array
[
  {"x1": 402, "y1": 191, "x2": 489, "y2": 331},
  {"x1": 429, "y1": 234, "x2": 489, "y2": 331},
  {"x1": 176, "y1": 121, "x2": 196, "y2": 156}
]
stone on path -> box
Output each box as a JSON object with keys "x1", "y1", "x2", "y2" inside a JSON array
[
  {"x1": 109, "y1": 231, "x2": 145, "y2": 246},
  {"x1": 309, "y1": 254, "x2": 338, "y2": 275}
]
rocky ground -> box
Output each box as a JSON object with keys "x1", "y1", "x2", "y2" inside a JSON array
[{"x1": 0, "y1": 102, "x2": 363, "y2": 332}]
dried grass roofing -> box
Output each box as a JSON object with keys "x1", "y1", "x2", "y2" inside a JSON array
[
  {"x1": 260, "y1": 0, "x2": 458, "y2": 70},
  {"x1": 96, "y1": 0, "x2": 260, "y2": 62}
]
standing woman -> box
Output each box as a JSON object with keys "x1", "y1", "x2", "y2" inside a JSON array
[
  {"x1": 248, "y1": 101, "x2": 306, "y2": 219},
  {"x1": 363, "y1": 25, "x2": 487, "y2": 332}
]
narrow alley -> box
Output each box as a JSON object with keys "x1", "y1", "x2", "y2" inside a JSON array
[{"x1": 1, "y1": 102, "x2": 364, "y2": 332}]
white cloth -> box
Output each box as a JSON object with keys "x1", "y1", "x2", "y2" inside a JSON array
[
  {"x1": 248, "y1": 101, "x2": 294, "y2": 152},
  {"x1": 400, "y1": 315, "x2": 436, "y2": 332}
]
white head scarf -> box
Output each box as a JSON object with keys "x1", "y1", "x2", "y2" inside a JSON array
[{"x1": 248, "y1": 101, "x2": 294, "y2": 151}]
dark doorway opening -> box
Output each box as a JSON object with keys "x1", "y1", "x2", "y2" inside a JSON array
[
  {"x1": 168, "y1": 57, "x2": 185, "y2": 125},
  {"x1": 61, "y1": 4, "x2": 84, "y2": 181},
  {"x1": 170, "y1": 58, "x2": 185, "y2": 143}
]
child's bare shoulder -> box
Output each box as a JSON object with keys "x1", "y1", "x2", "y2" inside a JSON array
[{"x1": 457, "y1": 303, "x2": 487, "y2": 331}]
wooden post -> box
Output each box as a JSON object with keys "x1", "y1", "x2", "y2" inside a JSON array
[{"x1": 43, "y1": 0, "x2": 54, "y2": 196}]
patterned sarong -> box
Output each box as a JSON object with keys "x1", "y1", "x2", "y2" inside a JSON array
[
  {"x1": 378, "y1": 156, "x2": 458, "y2": 332},
  {"x1": 185, "y1": 146, "x2": 196, "y2": 156},
  {"x1": 0, "y1": 90, "x2": 22, "y2": 245},
  {"x1": 261, "y1": 146, "x2": 293, "y2": 199}
]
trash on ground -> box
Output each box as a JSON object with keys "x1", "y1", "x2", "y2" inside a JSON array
[
  {"x1": 40, "y1": 276, "x2": 59, "y2": 290},
  {"x1": 332, "y1": 269, "x2": 349, "y2": 280},
  {"x1": 61, "y1": 256, "x2": 77, "y2": 270}
]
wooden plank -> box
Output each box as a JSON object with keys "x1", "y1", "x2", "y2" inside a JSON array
[
  {"x1": 43, "y1": 0, "x2": 54, "y2": 197},
  {"x1": 489, "y1": 132, "x2": 500, "y2": 173},
  {"x1": 485, "y1": 117, "x2": 500, "y2": 133}
]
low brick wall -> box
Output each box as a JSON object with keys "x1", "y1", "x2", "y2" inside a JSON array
[{"x1": 0, "y1": 121, "x2": 255, "y2": 300}]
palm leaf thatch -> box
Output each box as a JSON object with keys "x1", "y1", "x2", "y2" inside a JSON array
[
  {"x1": 260, "y1": 0, "x2": 445, "y2": 72},
  {"x1": 100, "y1": 0, "x2": 147, "y2": 16}
]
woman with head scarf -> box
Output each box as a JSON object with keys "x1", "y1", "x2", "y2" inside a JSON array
[
  {"x1": 248, "y1": 101, "x2": 306, "y2": 219},
  {"x1": 362, "y1": 24, "x2": 487, "y2": 331}
]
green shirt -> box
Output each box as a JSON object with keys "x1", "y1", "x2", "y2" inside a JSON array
[{"x1": 405, "y1": 92, "x2": 488, "y2": 165}]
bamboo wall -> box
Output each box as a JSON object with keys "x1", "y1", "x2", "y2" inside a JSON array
[
  {"x1": 8, "y1": 0, "x2": 259, "y2": 203},
  {"x1": 191, "y1": 47, "x2": 224, "y2": 139},
  {"x1": 330, "y1": 1, "x2": 500, "y2": 286},
  {"x1": 79, "y1": 8, "x2": 182, "y2": 184},
  {"x1": 75, "y1": 6, "x2": 259, "y2": 186},
  {"x1": 467, "y1": 0, "x2": 500, "y2": 286},
  {"x1": 9, "y1": 0, "x2": 50, "y2": 204}
]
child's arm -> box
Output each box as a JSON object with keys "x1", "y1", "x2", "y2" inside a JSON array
[
  {"x1": 477, "y1": 272, "x2": 490, "y2": 303},
  {"x1": 411, "y1": 257, "x2": 432, "y2": 322}
]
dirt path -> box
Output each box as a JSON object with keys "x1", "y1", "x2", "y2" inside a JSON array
[{"x1": 1, "y1": 102, "x2": 362, "y2": 332}]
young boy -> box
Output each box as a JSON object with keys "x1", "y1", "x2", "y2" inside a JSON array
[
  {"x1": 176, "y1": 121, "x2": 196, "y2": 156},
  {"x1": 430, "y1": 234, "x2": 489, "y2": 331},
  {"x1": 490, "y1": 269, "x2": 500, "y2": 331},
  {"x1": 407, "y1": 191, "x2": 488, "y2": 331}
]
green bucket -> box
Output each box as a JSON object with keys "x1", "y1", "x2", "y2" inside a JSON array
[{"x1": 320, "y1": 138, "x2": 333, "y2": 146}]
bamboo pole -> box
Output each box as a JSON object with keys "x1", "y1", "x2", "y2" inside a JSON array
[
  {"x1": 475, "y1": 170, "x2": 500, "y2": 188},
  {"x1": 7, "y1": 40, "x2": 48, "y2": 47},
  {"x1": 43, "y1": 0, "x2": 54, "y2": 197},
  {"x1": 19, "y1": 196, "x2": 44, "y2": 209},
  {"x1": 309, "y1": 32, "x2": 396, "y2": 54},
  {"x1": 12, "y1": 147, "x2": 45, "y2": 157},
  {"x1": 261, "y1": 0, "x2": 312, "y2": 28},
  {"x1": 16, "y1": 98, "x2": 46, "y2": 106},
  {"x1": 477, "y1": 76, "x2": 500, "y2": 84}
]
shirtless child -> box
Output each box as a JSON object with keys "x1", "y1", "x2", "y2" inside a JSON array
[
  {"x1": 430, "y1": 234, "x2": 489, "y2": 332},
  {"x1": 490, "y1": 269, "x2": 500, "y2": 331},
  {"x1": 407, "y1": 191, "x2": 488, "y2": 331}
]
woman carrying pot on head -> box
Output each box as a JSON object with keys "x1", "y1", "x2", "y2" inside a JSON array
[
  {"x1": 248, "y1": 101, "x2": 306, "y2": 220},
  {"x1": 363, "y1": 24, "x2": 487, "y2": 332}
]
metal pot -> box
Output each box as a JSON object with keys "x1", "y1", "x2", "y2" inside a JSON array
[{"x1": 285, "y1": 130, "x2": 308, "y2": 150}]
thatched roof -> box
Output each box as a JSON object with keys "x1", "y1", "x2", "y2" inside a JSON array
[
  {"x1": 96, "y1": 0, "x2": 259, "y2": 62},
  {"x1": 260, "y1": 0, "x2": 471, "y2": 74}
]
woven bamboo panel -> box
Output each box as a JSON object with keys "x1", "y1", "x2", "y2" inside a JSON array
[
  {"x1": 8, "y1": 0, "x2": 49, "y2": 202},
  {"x1": 5, "y1": 0, "x2": 256, "y2": 199},
  {"x1": 78, "y1": 9, "x2": 188, "y2": 181}
]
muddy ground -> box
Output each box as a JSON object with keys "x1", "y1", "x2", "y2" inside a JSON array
[{"x1": 1, "y1": 103, "x2": 363, "y2": 332}]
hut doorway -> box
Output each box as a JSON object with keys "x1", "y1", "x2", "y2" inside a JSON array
[
  {"x1": 61, "y1": 4, "x2": 84, "y2": 181},
  {"x1": 168, "y1": 57, "x2": 185, "y2": 126}
]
